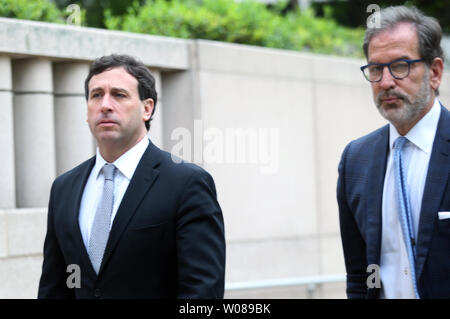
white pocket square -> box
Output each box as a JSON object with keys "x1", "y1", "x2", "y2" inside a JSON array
[{"x1": 438, "y1": 212, "x2": 450, "y2": 220}]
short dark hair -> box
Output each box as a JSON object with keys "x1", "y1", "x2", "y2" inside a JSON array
[
  {"x1": 85, "y1": 54, "x2": 158, "y2": 131},
  {"x1": 363, "y1": 6, "x2": 444, "y2": 67}
]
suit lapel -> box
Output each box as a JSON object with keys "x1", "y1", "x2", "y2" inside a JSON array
[
  {"x1": 99, "y1": 142, "x2": 161, "y2": 274},
  {"x1": 365, "y1": 125, "x2": 390, "y2": 267},
  {"x1": 68, "y1": 157, "x2": 98, "y2": 276},
  {"x1": 416, "y1": 106, "x2": 450, "y2": 280}
]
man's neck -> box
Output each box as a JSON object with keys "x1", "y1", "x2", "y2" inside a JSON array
[{"x1": 98, "y1": 133, "x2": 147, "y2": 163}]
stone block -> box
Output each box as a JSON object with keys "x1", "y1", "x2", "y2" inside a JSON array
[
  {"x1": 6, "y1": 208, "x2": 47, "y2": 257},
  {"x1": 0, "y1": 255, "x2": 43, "y2": 299}
]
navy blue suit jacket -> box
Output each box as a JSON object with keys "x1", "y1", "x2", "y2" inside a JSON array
[
  {"x1": 337, "y1": 105, "x2": 450, "y2": 298},
  {"x1": 38, "y1": 139, "x2": 226, "y2": 298}
]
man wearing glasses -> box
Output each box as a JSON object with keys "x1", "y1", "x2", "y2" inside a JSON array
[{"x1": 337, "y1": 6, "x2": 449, "y2": 298}]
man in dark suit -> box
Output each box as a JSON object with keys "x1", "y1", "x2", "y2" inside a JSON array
[
  {"x1": 337, "y1": 6, "x2": 449, "y2": 298},
  {"x1": 38, "y1": 54, "x2": 226, "y2": 298}
]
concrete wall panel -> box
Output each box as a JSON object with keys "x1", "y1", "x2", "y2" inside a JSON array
[
  {"x1": 226, "y1": 238, "x2": 320, "y2": 283},
  {"x1": 147, "y1": 69, "x2": 164, "y2": 149},
  {"x1": 6, "y1": 208, "x2": 47, "y2": 257},
  {"x1": 0, "y1": 92, "x2": 15, "y2": 208},
  {"x1": 0, "y1": 56, "x2": 15, "y2": 208},
  {"x1": 314, "y1": 83, "x2": 387, "y2": 235},
  {"x1": 197, "y1": 70, "x2": 317, "y2": 241},
  {"x1": 0, "y1": 256, "x2": 42, "y2": 299},
  {"x1": 0, "y1": 211, "x2": 8, "y2": 258}
]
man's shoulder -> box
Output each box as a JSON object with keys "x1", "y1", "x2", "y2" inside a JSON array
[
  {"x1": 344, "y1": 124, "x2": 389, "y2": 155},
  {"x1": 439, "y1": 103, "x2": 450, "y2": 123},
  {"x1": 151, "y1": 145, "x2": 213, "y2": 181},
  {"x1": 52, "y1": 157, "x2": 95, "y2": 189}
]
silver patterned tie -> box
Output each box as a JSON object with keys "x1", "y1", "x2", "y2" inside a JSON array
[{"x1": 88, "y1": 163, "x2": 116, "y2": 274}]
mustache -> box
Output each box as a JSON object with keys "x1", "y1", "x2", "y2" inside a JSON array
[{"x1": 376, "y1": 89, "x2": 409, "y2": 105}]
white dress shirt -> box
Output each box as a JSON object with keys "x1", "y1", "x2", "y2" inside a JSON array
[
  {"x1": 79, "y1": 136, "x2": 149, "y2": 250},
  {"x1": 380, "y1": 98, "x2": 441, "y2": 298}
]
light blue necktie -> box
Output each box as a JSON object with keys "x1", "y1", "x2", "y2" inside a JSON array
[
  {"x1": 88, "y1": 163, "x2": 116, "y2": 274},
  {"x1": 393, "y1": 136, "x2": 420, "y2": 299}
]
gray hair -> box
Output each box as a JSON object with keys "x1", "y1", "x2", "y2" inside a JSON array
[{"x1": 363, "y1": 6, "x2": 444, "y2": 66}]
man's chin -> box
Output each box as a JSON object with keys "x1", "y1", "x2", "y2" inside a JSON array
[
  {"x1": 378, "y1": 104, "x2": 405, "y2": 121},
  {"x1": 95, "y1": 131, "x2": 120, "y2": 143},
  {"x1": 379, "y1": 104, "x2": 421, "y2": 128}
]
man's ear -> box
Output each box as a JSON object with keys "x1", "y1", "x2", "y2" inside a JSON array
[
  {"x1": 429, "y1": 57, "x2": 444, "y2": 92},
  {"x1": 142, "y1": 98, "x2": 154, "y2": 121}
]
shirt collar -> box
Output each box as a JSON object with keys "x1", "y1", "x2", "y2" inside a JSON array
[
  {"x1": 94, "y1": 136, "x2": 149, "y2": 180},
  {"x1": 389, "y1": 98, "x2": 441, "y2": 153}
]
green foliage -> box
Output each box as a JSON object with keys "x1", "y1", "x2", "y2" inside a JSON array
[
  {"x1": 0, "y1": 0, "x2": 365, "y2": 58},
  {"x1": 312, "y1": 0, "x2": 450, "y2": 34},
  {"x1": 53, "y1": 0, "x2": 133, "y2": 29},
  {"x1": 0, "y1": 0, "x2": 64, "y2": 23},
  {"x1": 0, "y1": 0, "x2": 86, "y2": 25},
  {"x1": 104, "y1": 0, "x2": 365, "y2": 58}
]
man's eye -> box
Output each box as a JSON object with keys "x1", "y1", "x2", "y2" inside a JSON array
[
  {"x1": 369, "y1": 65, "x2": 382, "y2": 73},
  {"x1": 391, "y1": 62, "x2": 409, "y2": 72}
]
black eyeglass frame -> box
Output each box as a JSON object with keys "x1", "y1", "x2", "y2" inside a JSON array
[{"x1": 360, "y1": 58, "x2": 425, "y2": 82}]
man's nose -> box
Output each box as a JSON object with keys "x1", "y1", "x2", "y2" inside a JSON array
[
  {"x1": 100, "y1": 94, "x2": 113, "y2": 113},
  {"x1": 378, "y1": 66, "x2": 396, "y2": 90}
]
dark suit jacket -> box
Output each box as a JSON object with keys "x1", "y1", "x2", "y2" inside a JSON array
[
  {"x1": 38, "y1": 139, "x2": 226, "y2": 299},
  {"x1": 337, "y1": 105, "x2": 450, "y2": 299}
]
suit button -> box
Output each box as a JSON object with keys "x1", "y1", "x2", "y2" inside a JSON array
[{"x1": 94, "y1": 288, "x2": 102, "y2": 298}]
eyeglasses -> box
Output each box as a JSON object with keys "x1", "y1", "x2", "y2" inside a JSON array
[{"x1": 360, "y1": 58, "x2": 425, "y2": 82}]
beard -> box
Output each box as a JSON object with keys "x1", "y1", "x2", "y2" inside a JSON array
[{"x1": 375, "y1": 69, "x2": 431, "y2": 127}]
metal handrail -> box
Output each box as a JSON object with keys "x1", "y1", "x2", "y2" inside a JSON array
[{"x1": 225, "y1": 273, "x2": 346, "y2": 291}]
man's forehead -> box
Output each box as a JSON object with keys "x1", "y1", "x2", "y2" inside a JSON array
[
  {"x1": 88, "y1": 67, "x2": 138, "y2": 89},
  {"x1": 368, "y1": 22, "x2": 419, "y2": 60},
  {"x1": 375, "y1": 22, "x2": 416, "y2": 40}
]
